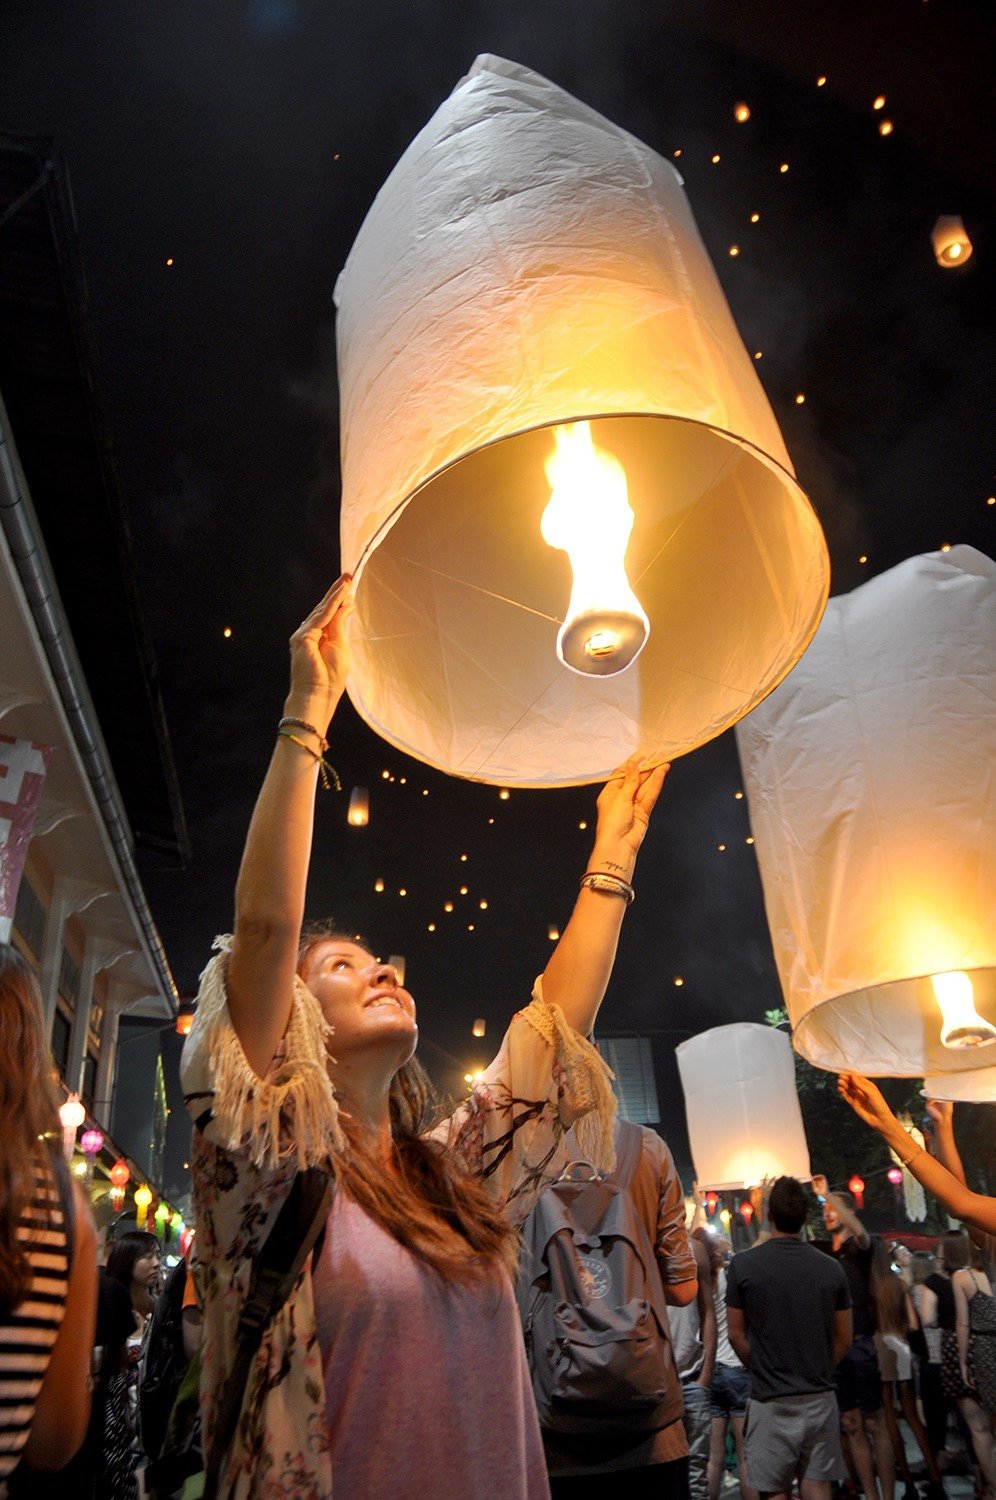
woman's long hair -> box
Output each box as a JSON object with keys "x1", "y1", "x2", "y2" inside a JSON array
[
  {"x1": 299, "y1": 922, "x2": 518, "y2": 1283},
  {"x1": 0, "y1": 944, "x2": 63, "y2": 1317},
  {"x1": 871, "y1": 1239, "x2": 910, "y2": 1338}
]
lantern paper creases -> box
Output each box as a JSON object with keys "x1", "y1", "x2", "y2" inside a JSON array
[
  {"x1": 335, "y1": 54, "x2": 829, "y2": 786},
  {"x1": 736, "y1": 547, "x2": 996, "y2": 1086},
  {"x1": 676, "y1": 1023, "x2": 812, "y2": 1191}
]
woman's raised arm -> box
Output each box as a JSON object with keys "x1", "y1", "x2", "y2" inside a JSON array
[
  {"x1": 839, "y1": 1071, "x2": 996, "y2": 1236},
  {"x1": 540, "y1": 757, "x2": 669, "y2": 1036},
  {"x1": 227, "y1": 575, "x2": 352, "y2": 1077}
]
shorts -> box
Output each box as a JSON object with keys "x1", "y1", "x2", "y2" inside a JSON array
[
  {"x1": 710, "y1": 1364, "x2": 751, "y2": 1419},
  {"x1": 875, "y1": 1332, "x2": 913, "y2": 1384},
  {"x1": 743, "y1": 1392, "x2": 845, "y2": 1492},
  {"x1": 834, "y1": 1335, "x2": 883, "y2": 1414}
]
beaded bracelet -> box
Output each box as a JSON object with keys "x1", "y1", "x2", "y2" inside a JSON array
[
  {"x1": 278, "y1": 715, "x2": 329, "y2": 752},
  {"x1": 276, "y1": 729, "x2": 341, "y2": 792},
  {"x1": 580, "y1": 870, "x2": 635, "y2": 905}
]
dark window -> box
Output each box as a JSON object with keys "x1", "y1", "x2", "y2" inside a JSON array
[
  {"x1": 59, "y1": 947, "x2": 81, "y2": 1007},
  {"x1": 51, "y1": 1009, "x2": 71, "y2": 1077},
  {"x1": 13, "y1": 876, "x2": 46, "y2": 960},
  {"x1": 82, "y1": 1052, "x2": 97, "y2": 1110}
]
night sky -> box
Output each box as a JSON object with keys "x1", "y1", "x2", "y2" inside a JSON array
[{"x1": 2, "y1": 0, "x2": 993, "y2": 1189}]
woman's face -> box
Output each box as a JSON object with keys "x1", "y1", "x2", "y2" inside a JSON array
[
  {"x1": 132, "y1": 1247, "x2": 162, "y2": 1297},
  {"x1": 300, "y1": 940, "x2": 418, "y2": 1065}
]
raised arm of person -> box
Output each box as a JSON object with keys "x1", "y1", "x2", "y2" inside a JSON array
[
  {"x1": 839, "y1": 1072, "x2": 996, "y2": 1236},
  {"x1": 925, "y1": 1098, "x2": 966, "y2": 1183},
  {"x1": 227, "y1": 576, "x2": 352, "y2": 1078},
  {"x1": 539, "y1": 757, "x2": 668, "y2": 1036}
]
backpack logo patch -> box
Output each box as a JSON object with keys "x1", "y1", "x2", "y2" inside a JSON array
[{"x1": 577, "y1": 1252, "x2": 612, "y2": 1300}]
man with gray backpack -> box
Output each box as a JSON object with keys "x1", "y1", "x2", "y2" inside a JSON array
[{"x1": 516, "y1": 1115, "x2": 698, "y2": 1497}]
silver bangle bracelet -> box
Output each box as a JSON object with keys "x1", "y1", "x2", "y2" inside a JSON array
[{"x1": 580, "y1": 871, "x2": 635, "y2": 905}]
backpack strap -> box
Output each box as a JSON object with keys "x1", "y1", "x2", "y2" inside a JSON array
[
  {"x1": 610, "y1": 1120, "x2": 645, "y2": 1192},
  {"x1": 202, "y1": 1164, "x2": 333, "y2": 1499}
]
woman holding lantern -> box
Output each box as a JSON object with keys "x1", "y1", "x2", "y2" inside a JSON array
[{"x1": 181, "y1": 575, "x2": 670, "y2": 1499}]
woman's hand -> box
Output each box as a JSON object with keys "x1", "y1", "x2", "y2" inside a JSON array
[
  {"x1": 286, "y1": 574, "x2": 353, "y2": 729},
  {"x1": 926, "y1": 1098, "x2": 954, "y2": 1128},
  {"x1": 838, "y1": 1071, "x2": 897, "y2": 1134},
  {"x1": 590, "y1": 756, "x2": 670, "y2": 875}
]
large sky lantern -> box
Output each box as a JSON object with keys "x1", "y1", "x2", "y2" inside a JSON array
[
  {"x1": 334, "y1": 54, "x2": 829, "y2": 786},
  {"x1": 676, "y1": 1023, "x2": 813, "y2": 1191},
  {"x1": 736, "y1": 546, "x2": 996, "y2": 1091}
]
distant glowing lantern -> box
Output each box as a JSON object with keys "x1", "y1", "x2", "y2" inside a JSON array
[
  {"x1": 388, "y1": 955, "x2": 406, "y2": 987},
  {"x1": 59, "y1": 1093, "x2": 85, "y2": 1159},
  {"x1": 886, "y1": 1166, "x2": 903, "y2": 1186},
  {"x1": 110, "y1": 1159, "x2": 130, "y2": 1190},
  {"x1": 80, "y1": 1127, "x2": 104, "y2": 1157},
  {"x1": 705, "y1": 1191, "x2": 719, "y2": 1216},
  {"x1": 733, "y1": 102, "x2": 751, "y2": 123},
  {"x1": 736, "y1": 547, "x2": 996, "y2": 1086},
  {"x1": 677, "y1": 1024, "x2": 813, "y2": 1190},
  {"x1": 848, "y1": 1174, "x2": 865, "y2": 1210},
  {"x1": 347, "y1": 786, "x2": 369, "y2": 826},
  {"x1": 334, "y1": 55, "x2": 828, "y2": 785},
  {"x1": 155, "y1": 1201, "x2": 170, "y2": 1231},
  {"x1": 719, "y1": 1207, "x2": 732, "y2": 1228},
  {"x1": 739, "y1": 1200, "x2": 754, "y2": 1222},
  {"x1": 472, "y1": 1018, "x2": 486, "y2": 1038},
  {"x1": 931, "y1": 216, "x2": 973, "y2": 268},
  {"x1": 547, "y1": 925, "x2": 560, "y2": 942},
  {"x1": 134, "y1": 1183, "x2": 153, "y2": 1230}
]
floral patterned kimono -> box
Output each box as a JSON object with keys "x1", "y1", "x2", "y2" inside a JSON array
[{"x1": 181, "y1": 937, "x2": 617, "y2": 1499}]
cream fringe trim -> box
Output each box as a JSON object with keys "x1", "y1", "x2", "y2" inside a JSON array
[
  {"x1": 195, "y1": 935, "x2": 343, "y2": 1170},
  {"x1": 521, "y1": 980, "x2": 618, "y2": 1175}
]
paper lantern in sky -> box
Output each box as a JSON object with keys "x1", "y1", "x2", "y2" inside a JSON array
[
  {"x1": 334, "y1": 54, "x2": 829, "y2": 786},
  {"x1": 676, "y1": 1023, "x2": 812, "y2": 1190},
  {"x1": 736, "y1": 547, "x2": 996, "y2": 1082},
  {"x1": 347, "y1": 786, "x2": 369, "y2": 826},
  {"x1": 931, "y1": 216, "x2": 973, "y2": 268}
]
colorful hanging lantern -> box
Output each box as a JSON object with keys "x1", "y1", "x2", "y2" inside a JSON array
[
  {"x1": 334, "y1": 55, "x2": 828, "y2": 785},
  {"x1": 175, "y1": 998, "x2": 196, "y2": 1036},
  {"x1": 134, "y1": 1183, "x2": 153, "y2": 1230},
  {"x1": 931, "y1": 216, "x2": 973, "y2": 268},
  {"x1": 58, "y1": 1093, "x2": 85, "y2": 1159},
  {"x1": 80, "y1": 1127, "x2": 104, "y2": 1157},
  {"x1": 736, "y1": 548, "x2": 996, "y2": 1086},
  {"x1": 677, "y1": 1023, "x2": 812, "y2": 1190},
  {"x1": 705, "y1": 1191, "x2": 719, "y2": 1217},
  {"x1": 848, "y1": 1174, "x2": 866, "y2": 1211},
  {"x1": 347, "y1": 786, "x2": 369, "y2": 826},
  {"x1": 110, "y1": 1158, "x2": 130, "y2": 1190},
  {"x1": 739, "y1": 1200, "x2": 754, "y2": 1222}
]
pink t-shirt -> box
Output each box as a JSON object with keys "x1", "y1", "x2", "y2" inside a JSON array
[{"x1": 313, "y1": 1191, "x2": 550, "y2": 1499}]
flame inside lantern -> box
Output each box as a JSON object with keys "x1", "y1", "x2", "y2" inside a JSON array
[
  {"x1": 932, "y1": 971, "x2": 996, "y2": 1049},
  {"x1": 541, "y1": 422, "x2": 649, "y2": 676}
]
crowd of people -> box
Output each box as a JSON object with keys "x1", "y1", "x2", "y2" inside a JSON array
[{"x1": 1, "y1": 579, "x2": 994, "y2": 1500}]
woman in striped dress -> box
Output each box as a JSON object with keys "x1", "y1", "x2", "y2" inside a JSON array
[{"x1": 0, "y1": 943, "x2": 97, "y2": 1492}]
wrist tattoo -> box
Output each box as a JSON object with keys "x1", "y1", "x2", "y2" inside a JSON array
[{"x1": 604, "y1": 861, "x2": 626, "y2": 874}]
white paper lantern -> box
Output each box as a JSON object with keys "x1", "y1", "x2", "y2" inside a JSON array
[
  {"x1": 922, "y1": 1069, "x2": 996, "y2": 1103},
  {"x1": 676, "y1": 1023, "x2": 812, "y2": 1191},
  {"x1": 334, "y1": 55, "x2": 828, "y2": 786},
  {"x1": 736, "y1": 547, "x2": 996, "y2": 1081},
  {"x1": 347, "y1": 786, "x2": 369, "y2": 826}
]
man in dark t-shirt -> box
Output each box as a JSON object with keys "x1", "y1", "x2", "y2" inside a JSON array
[{"x1": 726, "y1": 1176, "x2": 851, "y2": 1500}]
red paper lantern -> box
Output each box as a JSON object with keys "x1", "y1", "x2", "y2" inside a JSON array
[
  {"x1": 848, "y1": 1174, "x2": 865, "y2": 1210},
  {"x1": 705, "y1": 1191, "x2": 719, "y2": 1216},
  {"x1": 110, "y1": 1159, "x2": 130, "y2": 1190},
  {"x1": 739, "y1": 1200, "x2": 754, "y2": 1222}
]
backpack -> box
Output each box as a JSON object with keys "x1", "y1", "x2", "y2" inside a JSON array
[
  {"x1": 967, "y1": 1273, "x2": 996, "y2": 1415},
  {"x1": 141, "y1": 1258, "x2": 191, "y2": 1465},
  {"x1": 515, "y1": 1119, "x2": 683, "y2": 1436}
]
